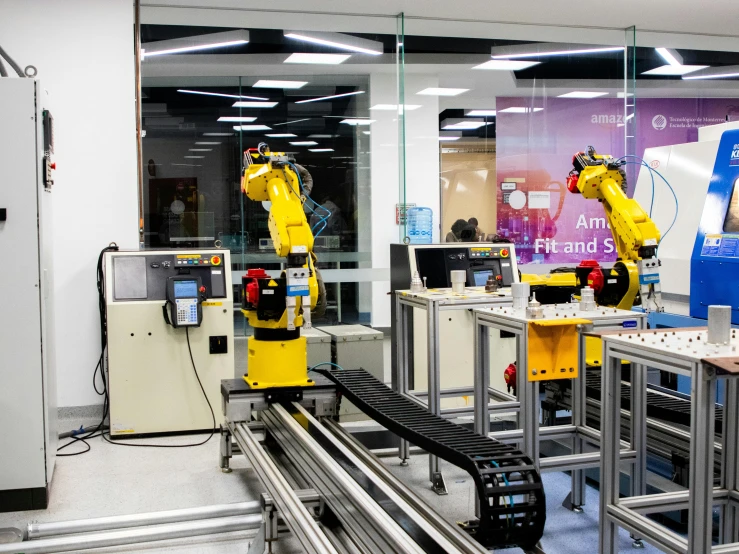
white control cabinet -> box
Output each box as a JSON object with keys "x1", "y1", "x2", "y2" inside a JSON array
[{"x1": 0, "y1": 79, "x2": 58, "y2": 511}]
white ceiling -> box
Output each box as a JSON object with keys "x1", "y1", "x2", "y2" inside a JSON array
[{"x1": 144, "y1": 0, "x2": 739, "y2": 38}]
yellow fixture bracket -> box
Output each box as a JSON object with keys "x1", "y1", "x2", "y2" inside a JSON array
[{"x1": 527, "y1": 318, "x2": 591, "y2": 381}]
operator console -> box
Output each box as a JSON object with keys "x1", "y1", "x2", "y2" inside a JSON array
[{"x1": 392, "y1": 243, "x2": 518, "y2": 290}]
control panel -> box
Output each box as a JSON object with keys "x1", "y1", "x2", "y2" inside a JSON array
[
  {"x1": 469, "y1": 246, "x2": 510, "y2": 259},
  {"x1": 111, "y1": 251, "x2": 227, "y2": 302},
  {"x1": 414, "y1": 244, "x2": 517, "y2": 289},
  {"x1": 174, "y1": 254, "x2": 223, "y2": 267}
]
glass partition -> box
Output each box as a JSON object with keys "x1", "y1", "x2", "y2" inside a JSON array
[
  {"x1": 397, "y1": 24, "x2": 630, "y2": 268},
  {"x1": 140, "y1": 22, "x2": 402, "y2": 327}
]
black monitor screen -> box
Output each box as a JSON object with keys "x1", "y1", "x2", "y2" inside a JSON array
[
  {"x1": 472, "y1": 270, "x2": 493, "y2": 286},
  {"x1": 174, "y1": 280, "x2": 198, "y2": 298}
]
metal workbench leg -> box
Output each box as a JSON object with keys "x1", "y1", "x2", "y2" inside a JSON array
[
  {"x1": 722, "y1": 379, "x2": 739, "y2": 543},
  {"x1": 566, "y1": 334, "x2": 587, "y2": 512},
  {"x1": 220, "y1": 425, "x2": 233, "y2": 473},
  {"x1": 516, "y1": 331, "x2": 538, "y2": 463},
  {"x1": 688, "y1": 362, "x2": 716, "y2": 554},
  {"x1": 473, "y1": 315, "x2": 490, "y2": 518},
  {"x1": 473, "y1": 316, "x2": 490, "y2": 438},
  {"x1": 427, "y1": 301, "x2": 447, "y2": 494},
  {"x1": 395, "y1": 296, "x2": 410, "y2": 466},
  {"x1": 628, "y1": 362, "x2": 647, "y2": 547},
  {"x1": 599, "y1": 347, "x2": 621, "y2": 554}
]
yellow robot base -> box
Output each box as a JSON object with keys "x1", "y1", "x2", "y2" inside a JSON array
[{"x1": 244, "y1": 336, "x2": 315, "y2": 389}]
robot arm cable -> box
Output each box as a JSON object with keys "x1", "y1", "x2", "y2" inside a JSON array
[
  {"x1": 617, "y1": 156, "x2": 679, "y2": 245},
  {"x1": 284, "y1": 161, "x2": 332, "y2": 238},
  {"x1": 0, "y1": 44, "x2": 26, "y2": 78}
]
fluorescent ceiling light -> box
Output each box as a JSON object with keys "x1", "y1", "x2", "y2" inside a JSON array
[
  {"x1": 558, "y1": 91, "x2": 609, "y2": 98},
  {"x1": 340, "y1": 119, "x2": 374, "y2": 125},
  {"x1": 683, "y1": 65, "x2": 739, "y2": 80},
  {"x1": 308, "y1": 134, "x2": 337, "y2": 138},
  {"x1": 189, "y1": 148, "x2": 212, "y2": 151},
  {"x1": 491, "y1": 43, "x2": 623, "y2": 59},
  {"x1": 362, "y1": 131, "x2": 370, "y2": 135},
  {"x1": 178, "y1": 89, "x2": 268, "y2": 101},
  {"x1": 143, "y1": 30, "x2": 249, "y2": 58},
  {"x1": 656, "y1": 47, "x2": 683, "y2": 66},
  {"x1": 202, "y1": 132, "x2": 234, "y2": 136},
  {"x1": 184, "y1": 155, "x2": 205, "y2": 159},
  {"x1": 473, "y1": 59, "x2": 540, "y2": 70},
  {"x1": 233, "y1": 125, "x2": 272, "y2": 131},
  {"x1": 439, "y1": 136, "x2": 461, "y2": 141},
  {"x1": 296, "y1": 91, "x2": 365, "y2": 104},
  {"x1": 499, "y1": 107, "x2": 544, "y2": 113},
  {"x1": 290, "y1": 141, "x2": 318, "y2": 146},
  {"x1": 232, "y1": 101, "x2": 278, "y2": 108},
  {"x1": 309, "y1": 148, "x2": 335, "y2": 152},
  {"x1": 265, "y1": 133, "x2": 297, "y2": 138},
  {"x1": 284, "y1": 30, "x2": 383, "y2": 55},
  {"x1": 195, "y1": 142, "x2": 221, "y2": 145},
  {"x1": 370, "y1": 104, "x2": 422, "y2": 111},
  {"x1": 642, "y1": 64, "x2": 708, "y2": 76},
  {"x1": 172, "y1": 163, "x2": 202, "y2": 167},
  {"x1": 284, "y1": 53, "x2": 351, "y2": 65},
  {"x1": 466, "y1": 110, "x2": 497, "y2": 116},
  {"x1": 218, "y1": 116, "x2": 257, "y2": 122},
  {"x1": 274, "y1": 118, "x2": 311, "y2": 126},
  {"x1": 416, "y1": 87, "x2": 469, "y2": 96},
  {"x1": 253, "y1": 79, "x2": 308, "y2": 89},
  {"x1": 442, "y1": 121, "x2": 492, "y2": 130}
]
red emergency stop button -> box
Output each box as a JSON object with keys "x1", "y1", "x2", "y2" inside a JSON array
[
  {"x1": 50, "y1": 162, "x2": 56, "y2": 170},
  {"x1": 500, "y1": 248, "x2": 509, "y2": 258},
  {"x1": 211, "y1": 255, "x2": 221, "y2": 265},
  {"x1": 199, "y1": 286, "x2": 206, "y2": 293}
]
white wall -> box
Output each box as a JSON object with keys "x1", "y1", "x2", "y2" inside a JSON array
[{"x1": 0, "y1": 0, "x2": 138, "y2": 408}]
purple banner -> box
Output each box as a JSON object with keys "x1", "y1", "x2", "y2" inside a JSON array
[{"x1": 496, "y1": 97, "x2": 739, "y2": 264}]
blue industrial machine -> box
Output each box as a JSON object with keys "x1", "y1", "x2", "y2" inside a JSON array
[{"x1": 691, "y1": 129, "x2": 739, "y2": 324}]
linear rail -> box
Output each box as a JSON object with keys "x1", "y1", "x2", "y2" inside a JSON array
[
  {"x1": 228, "y1": 421, "x2": 337, "y2": 553},
  {"x1": 318, "y1": 368, "x2": 546, "y2": 550}
]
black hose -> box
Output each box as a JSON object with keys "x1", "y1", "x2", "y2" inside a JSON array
[
  {"x1": 0, "y1": 44, "x2": 25, "y2": 77},
  {"x1": 0, "y1": 57, "x2": 8, "y2": 78}
]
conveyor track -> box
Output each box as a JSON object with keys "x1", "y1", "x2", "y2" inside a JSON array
[
  {"x1": 583, "y1": 371, "x2": 724, "y2": 432},
  {"x1": 318, "y1": 368, "x2": 546, "y2": 550}
]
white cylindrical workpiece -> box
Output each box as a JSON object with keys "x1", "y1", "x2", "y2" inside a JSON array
[
  {"x1": 579, "y1": 286, "x2": 596, "y2": 312},
  {"x1": 707, "y1": 305, "x2": 732, "y2": 345},
  {"x1": 450, "y1": 270, "x2": 466, "y2": 294},
  {"x1": 512, "y1": 282, "x2": 530, "y2": 310}
]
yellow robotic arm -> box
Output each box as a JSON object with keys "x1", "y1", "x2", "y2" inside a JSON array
[
  {"x1": 240, "y1": 144, "x2": 319, "y2": 389},
  {"x1": 566, "y1": 147, "x2": 663, "y2": 311}
]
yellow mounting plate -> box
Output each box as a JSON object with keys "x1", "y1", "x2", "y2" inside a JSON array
[{"x1": 527, "y1": 318, "x2": 591, "y2": 381}]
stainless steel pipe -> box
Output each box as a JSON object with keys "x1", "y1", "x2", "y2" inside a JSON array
[
  {"x1": 0, "y1": 515, "x2": 261, "y2": 554},
  {"x1": 27, "y1": 500, "x2": 261, "y2": 539}
]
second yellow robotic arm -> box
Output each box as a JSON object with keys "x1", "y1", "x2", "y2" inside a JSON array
[{"x1": 567, "y1": 146, "x2": 663, "y2": 311}]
